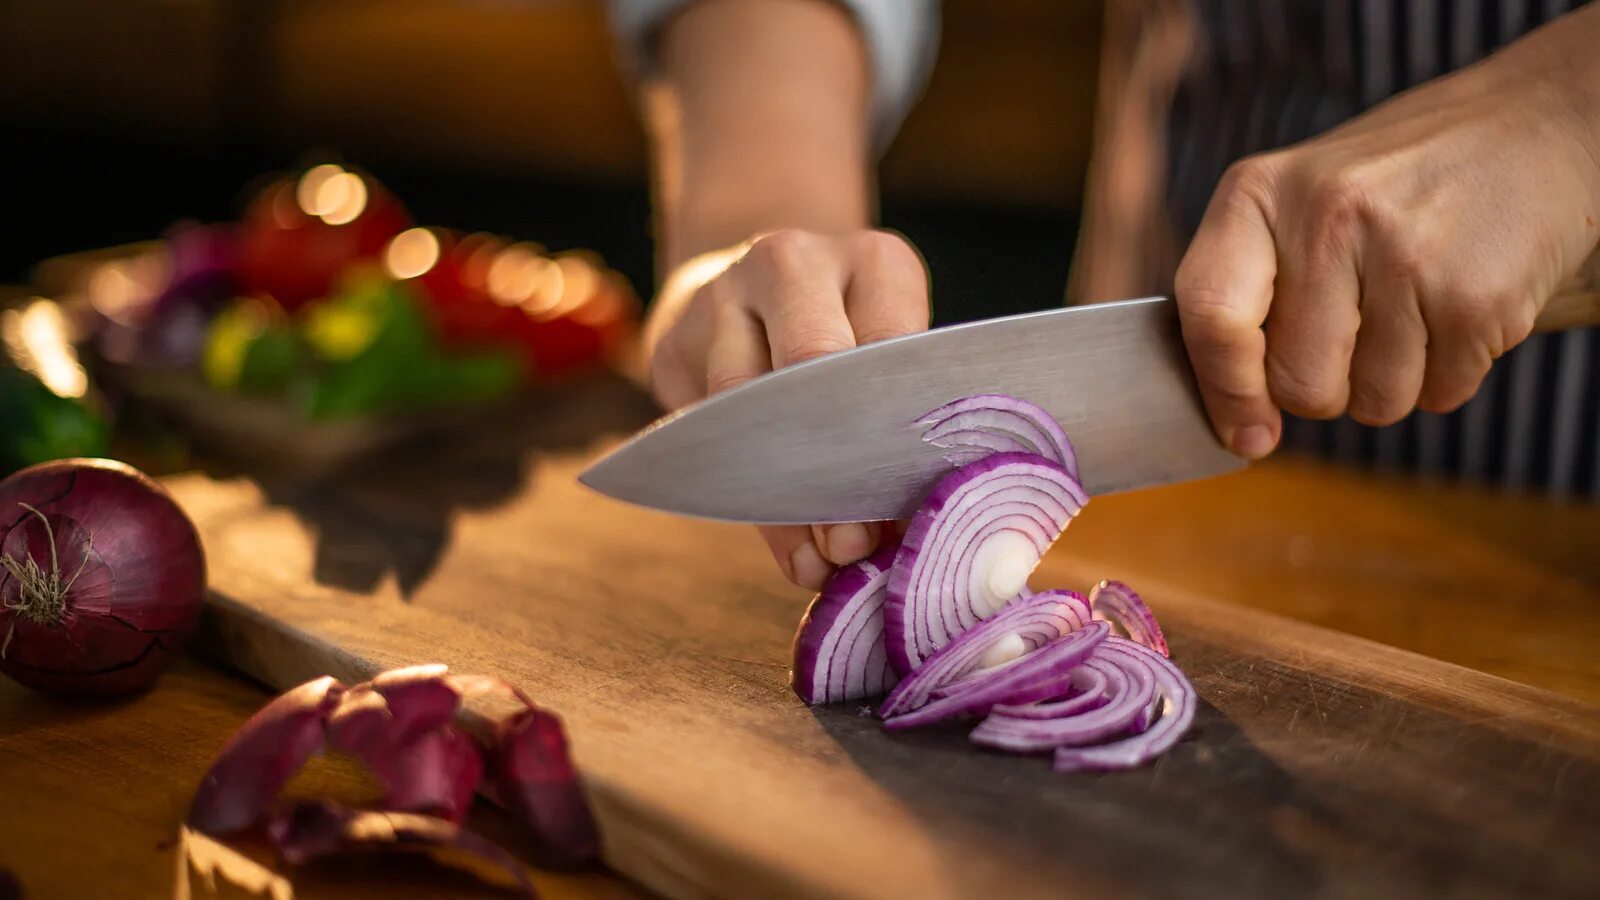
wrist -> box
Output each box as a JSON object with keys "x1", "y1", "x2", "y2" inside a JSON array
[
  {"x1": 649, "y1": 0, "x2": 875, "y2": 274},
  {"x1": 1500, "y1": 5, "x2": 1600, "y2": 204}
]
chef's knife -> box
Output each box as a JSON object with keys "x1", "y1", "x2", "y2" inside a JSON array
[
  {"x1": 579, "y1": 295, "x2": 1240, "y2": 523},
  {"x1": 580, "y1": 263, "x2": 1600, "y2": 523}
]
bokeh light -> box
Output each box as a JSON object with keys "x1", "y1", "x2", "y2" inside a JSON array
[
  {"x1": 296, "y1": 164, "x2": 369, "y2": 225},
  {"x1": 488, "y1": 244, "x2": 551, "y2": 308},
  {"x1": 385, "y1": 227, "x2": 441, "y2": 280},
  {"x1": 2, "y1": 298, "x2": 88, "y2": 398}
]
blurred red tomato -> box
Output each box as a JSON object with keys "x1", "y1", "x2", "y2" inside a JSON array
[
  {"x1": 511, "y1": 316, "x2": 607, "y2": 380},
  {"x1": 388, "y1": 230, "x2": 524, "y2": 350},
  {"x1": 235, "y1": 166, "x2": 411, "y2": 310},
  {"x1": 507, "y1": 256, "x2": 637, "y2": 380}
]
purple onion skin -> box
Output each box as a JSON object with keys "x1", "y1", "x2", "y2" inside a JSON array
[
  {"x1": 490, "y1": 705, "x2": 602, "y2": 868},
  {"x1": 790, "y1": 542, "x2": 900, "y2": 705},
  {"x1": 325, "y1": 674, "x2": 484, "y2": 824},
  {"x1": 377, "y1": 725, "x2": 485, "y2": 823},
  {"x1": 188, "y1": 676, "x2": 347, "y2": 834},
  {"x1": 267, "y1": 801, "x2": 536, "y2": 896},
  {"x1": 0, "y1": 459, "x2": 206, "y2": 697},
  {"x1": 190, "y1": 665, "x2": 602, "y2": 869}
]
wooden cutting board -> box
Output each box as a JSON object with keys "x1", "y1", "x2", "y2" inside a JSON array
[{"x1": 167, "y1": 378, "x2": 1600, "y2": 900}]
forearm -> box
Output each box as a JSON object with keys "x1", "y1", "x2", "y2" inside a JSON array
[
  {"x1": 645, "y1": 0, "x2": 874, "y2": 272},
  {"x1": 1500, "y1": 2, "x2": 1600, "y2": 207}
]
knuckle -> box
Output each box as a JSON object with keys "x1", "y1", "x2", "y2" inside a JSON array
[
  {"x1": 648, "y1": 340, "x2": 697, "y2": 407},
  {"x1": 853, "y1": 326, "x2": 917, "y2": 345},
  {"x1": 698, "y1": 275, "x2": 736, "y2": 311},
  {"x1": 1217, "y1": 154, "x2": 1277, "y2": 201},
  {"x1": 1375, "y1": 238, "x2": 1428, "y2": 289},
  {"x1": 1429, "y1": 291, "x2": 1506, "y2": 345},
  {"x1": 780, "y1": 330, "x2": 855, "y2": 365},
  {"x1": 1302, "y1": 170, "x2": 1370, "y2": 252},
  {"x1": 705, "y1": 369, "x2": 754, "y2": 396},
  {"x1": 1498, "y1": 295, "x2": 1538, "y2": 355},
  {"x1": 1346, "y1": 382, "x2": 1410, "y2": 426},
  {"x1": 853, "y1": 229, "x2": 918, "y2": 270},
  {"x1": 1177, "y1": 284, "x2": 1255, "y2": 345},
  {"x1": 1204, "y1": 375, "x2": 1266, "y2": 409},
  {"x1": 746, "y1": 228, "x2": 814, "y2": 273},
  {"x1": 1267, "y1": 358, "x2": 1345, "y2": 419}
]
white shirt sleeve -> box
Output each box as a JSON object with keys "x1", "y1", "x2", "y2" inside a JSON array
[{"x1": 605, "y1": 0, "x2": 941, "y2": 155}]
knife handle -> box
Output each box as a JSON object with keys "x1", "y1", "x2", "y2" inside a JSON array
[{"x1": 1535, "y1": 248, "x2": 1600, "y2": 334}]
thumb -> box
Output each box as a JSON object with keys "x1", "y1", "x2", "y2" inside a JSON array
[{"x1": 1173, "y1": 163, "x2": 1283, "y2": 459}]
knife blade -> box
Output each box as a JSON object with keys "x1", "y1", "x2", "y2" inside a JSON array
[{"x1": 579, "y1": 295, "x2": 1244, "y2": 523}]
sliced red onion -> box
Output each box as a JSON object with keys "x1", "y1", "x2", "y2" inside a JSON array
[
  {"x1": 969, "y1": 648, "x2": 1158, "y2": 752},
  {"x1": 372, "y1": 724, "x2": 485, "y2": 824},
  {"x1": 1054, "y1": 637, "x2": 1197, "y2": 772},
  {"x1": 487, "y1": 705, "x2": 601, "y2": 868},
  {"x1": 980, "y1": 664, "x2": 1111, "y2": 720},
  {"x1": 883, "y1": 621, "x2": 1108, "y2": 731},
  {"x1": 790, "y1": 543, "x2": 900, "y2": 705},
  {"x1": 325, "y1": 664, "x2": 462, "y2": 758},
  {"x1": 188, "y1": 676, "x2": 347, "y2": 834},
  {"x1": 267, "y1": 801, "x2": 535, "y2": 896},
  {"x1": 877, "y1": 589, "x2": 1089, "y2": 718},
  {"x1": 322, "y1": 665, "x2": 482, "y2": 823},
  {"x1": 885, "y1": 452, "x2": 1088, "y2": 674},
  {"x1": 1090, "y1": 580, "x2": 1169, "y2": 657},
  {"x1": 190, "y1": 665, "x2": 598, "y2": 866},
  {"x1": 915, "y1": 394, "x2": 1077, "y2": 478}
]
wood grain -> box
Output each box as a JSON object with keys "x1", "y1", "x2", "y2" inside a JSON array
[
  {"x1": 156, "y1": 378, "x2": 1600, "y2": 900},
  {"x1": 1058, "y1": 457, "x2": 1600, "y2": 705},
  {"x1": 0, "y1": 658, "x2": 646, "y2": 900}
]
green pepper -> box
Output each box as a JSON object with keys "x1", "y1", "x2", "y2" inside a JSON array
[
  {"x1": 0, "y1": 366, "x2": 111, "y2": 476},
  {"x1": 300, "y1": 279, "x2": 522, "y2": 420},
  {"x1": 203, "y1": 298, "x2": 300, "y2": 395}
]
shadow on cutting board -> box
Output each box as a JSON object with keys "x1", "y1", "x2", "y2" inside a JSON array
[
  {"x1": 810, "y1": 693, "x2": 1327, "y2": 900},
  {"x1": 805, "y1": 627, "x2": 1600, "y2": 899},
  {"x1": 194, "y1": 373, "x2": 660, "y2": 597}
]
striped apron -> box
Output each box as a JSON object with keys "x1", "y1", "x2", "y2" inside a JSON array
[{"x1": 1071, "y1": 0, "x2": 1600, "y2": 494}]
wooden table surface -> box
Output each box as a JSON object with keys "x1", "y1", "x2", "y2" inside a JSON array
[{"x1": 3, "y1": 451, "x2": 1598, "y2": 899}]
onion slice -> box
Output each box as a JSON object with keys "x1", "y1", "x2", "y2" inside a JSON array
[
  {"x1": 877, "y1": 589, "x2": 1089, "y2": 718},
  {"x1": 1053, "y1": 638, "x2": 1197, "y2": 772},
  {"x1": 790, "y1": 543, "x2": 899, "y2": 705},
  {"x1": 982, "y1": 664, "x2": 1113, "y2": 721},
  {"x1": 267, "y1": 801, "x2": 535, "y2": 896},
  {"x1": 1089, "y1": 580, "x2": 1169, "y2": 657},
  {"x1": 188, "y1": 676, "x2": 346, "y2": 834},
  {"x1": 189, "y1": 665, "x2": 599, "y2": 867},
  {"x1": 885, "y1": 452, "x2": 1087, "y2": 674},
  {"x1": 487, "y1": 705, "x2": 601, "y2": 868},
  {"x1": 969, "y1": 649, "x2": 1158, "y2": 752},
  {"x1": 915, "y1": 394, "x2": 1078, "y2": 478},
  {"x1": 883, "y1": 621, "x2": 1108, "y2": 730}
]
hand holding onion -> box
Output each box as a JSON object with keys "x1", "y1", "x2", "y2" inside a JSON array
[
  {"x1": 644, "y1": 228, "x2": 933, "y2": 587},
  {"x1": 0, "y1": 459, "x2": 205, "y2": 696}
]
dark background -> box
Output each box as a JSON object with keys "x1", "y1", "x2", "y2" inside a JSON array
[{"x1": 0, "y1": 0, "x2": 1102, "y2": 325}]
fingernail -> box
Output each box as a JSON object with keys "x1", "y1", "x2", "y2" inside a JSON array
[
  {"x1": 819, "y1": 523, "x2": 873, "y2": 564},
  {"x1": 789, "y1": 542, "x2": 832, "y2": 590},
  {"x1": 1232, "y1": 424, "x2": 1275, "y2": 460}
]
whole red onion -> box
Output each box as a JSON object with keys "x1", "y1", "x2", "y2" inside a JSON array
[{"x1": 0, "y1": 459, "x2": 206, "y2": 696}]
